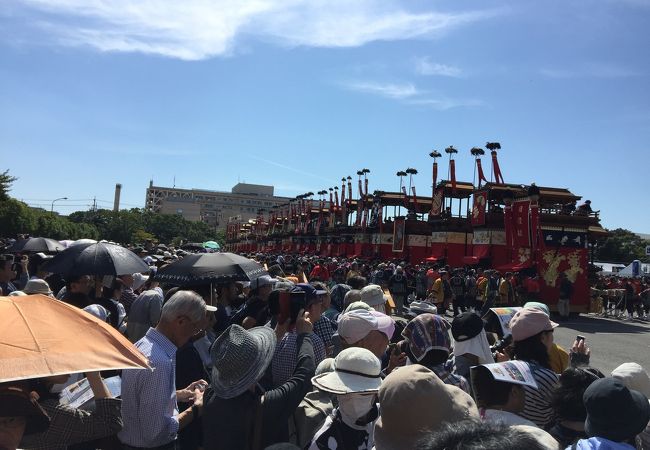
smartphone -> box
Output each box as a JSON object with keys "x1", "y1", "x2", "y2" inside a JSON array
[
  {"x1": 279, "y1": 291, "x2": 306, "y2": 325},
  {"x1": 576, "y1": 335, "x2": 585, "y2": 342}
]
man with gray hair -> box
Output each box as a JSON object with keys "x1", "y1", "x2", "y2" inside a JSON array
[{"x1": 119, "y1": 290, "x2": 212, "y2": 450}]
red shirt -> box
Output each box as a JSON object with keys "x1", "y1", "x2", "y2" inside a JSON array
[{"x1": 309, "y1": 265, "x2": 330, "y2": 281}]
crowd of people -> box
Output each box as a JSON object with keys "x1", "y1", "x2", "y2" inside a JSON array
[{"x1": 1, "y1": 242, "x2": 650, "y2": 450}]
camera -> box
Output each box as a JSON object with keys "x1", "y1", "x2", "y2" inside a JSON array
[{"x1": 490, "y1": 334, "x2": 513, "y2": 355}]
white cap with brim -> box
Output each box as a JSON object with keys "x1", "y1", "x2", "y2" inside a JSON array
[
  {"x1": 312, "y1": 347, "x2": 382, "y2": 395},
  {"x1": 338, "y1": 309, "x2": 395, "y2": 344}
]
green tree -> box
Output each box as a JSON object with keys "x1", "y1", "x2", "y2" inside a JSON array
[
  {"x1": 0, "y1": 170, "x2": 17, "y2": 201},
  {"x1": 595, "y1": 228, "x2": 650, "y2": 263},
  {"x1": 0, "y1": 198, "x2": 36, "y2": 236}
]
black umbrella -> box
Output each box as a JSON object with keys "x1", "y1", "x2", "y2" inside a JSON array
[
  {"x1": 7, "y1": 237, "x2": 66, "y2": 253},
  {"x1": 43, "y1": 242, "x2": 149, "y2": 276},
  {"x1": 154, "y1": 252, "x2": 266, "y2": 285}
]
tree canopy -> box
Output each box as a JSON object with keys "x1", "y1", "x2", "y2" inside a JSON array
[
  {"x1": 0, "y1": 170, "x2": 222, "y2": 245},
  {"x1": 595, "y1": 228, "x2": 650, "y2": 264}
]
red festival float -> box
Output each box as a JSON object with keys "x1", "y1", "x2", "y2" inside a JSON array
[{"x1": 225, "y1": 143, "x2": 606, "y2": 312}]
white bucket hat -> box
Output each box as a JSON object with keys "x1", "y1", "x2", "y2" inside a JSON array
[
  {"x1": 360, "y1": 284, "x2": 386, "y2": 307},
  {"x1": 312, "y1": 347, "x2": 382, "y2": 395},
  {"x1": 23, "y1": 279, "x2": 53, "y2": 296},
  {"x1": 132, "y1": 273, "x2": 149, "y2": 291}
]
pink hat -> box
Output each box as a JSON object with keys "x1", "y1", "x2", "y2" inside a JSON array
[
  {"x1": 509, "y1": 308, "x2": 558, "y2": 341},
  {"x1": 338, "y1": 309, "x2": 395, "y2": 344}
]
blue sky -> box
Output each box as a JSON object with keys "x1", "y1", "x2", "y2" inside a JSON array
[{"x1": 1, "y1": 0, "x2": 649, "y2": 232}]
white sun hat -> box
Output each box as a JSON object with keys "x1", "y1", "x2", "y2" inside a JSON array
[{"x1": 311, "y1": 347, "x2": 382, "y2": 395}]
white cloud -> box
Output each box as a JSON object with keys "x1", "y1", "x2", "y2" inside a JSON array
[
  {"x1": 9, "y1": 0, "x2": 496, "y2": 60},
  {"x1": 342, "y1": 80, "x2": 483, "y2": 110},
  {"x1": 415, "y1": 57, "x2": 462, "y2": 77},
  {"x1": 540, "y1": 63, "x2": 642, "y2": 79},
  {"x1": 407, "y1": 97, "x2": 483, "y2": 110},
  {"x1": 249, "y1": 155, "x2": 336, "y2": 184},
  {"x1": 343, "y1": 81, "x2": 419, "y2": 99}
]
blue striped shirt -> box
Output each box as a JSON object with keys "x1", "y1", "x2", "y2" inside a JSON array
[{"x1": 118, "y1": 327, "x2": 179, "y2": 447}]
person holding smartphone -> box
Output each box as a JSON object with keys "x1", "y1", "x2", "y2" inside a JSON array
[{"x1": 271, "y1": 285, "x2": 327, "y2": 387}]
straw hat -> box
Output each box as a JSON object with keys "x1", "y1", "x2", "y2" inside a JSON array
[
  {"x1": 210, "y1": 324, "x2": 276, "y2": 399},
  {"x1": 312, "y1": 347, "x2": 382, "y2": 395}
]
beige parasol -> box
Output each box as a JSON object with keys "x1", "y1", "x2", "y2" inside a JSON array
[{"x1": 0, "y1": 294, "x2": 150, "y2": 383}]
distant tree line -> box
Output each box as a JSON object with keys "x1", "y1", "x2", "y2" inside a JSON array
[
  {"x1": 595, "y1": 228, "x2": 650, "y2": 264},
  {"x1": 0, "y1": 170, "x2": 222, "y2": 245}
]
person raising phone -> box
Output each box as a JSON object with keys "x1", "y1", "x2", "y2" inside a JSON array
[
  {"x1": 272, "y1": 285, "x2": 327, "y2": 386},
  {"x1": 203, "y1": 309, "x2": 316, "y2": 449}
]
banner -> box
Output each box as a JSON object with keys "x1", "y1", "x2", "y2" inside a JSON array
[
  {"x1": 476, "y1": 158, "x2": 488, "y2": 185},
  {"x1": 430, "y1": 188, "x2": 444, "y2": 217},
  {"x1": 513, "y1": 200, "x2": 531, "y2": 247},
  {"x1": 450, "y1": 159, "x2": 457, "y2": 193},
  {"x1": 491, "y1": 151, "x2": 505, "y2": 184},
  {"x1": 471, "y1": 191, "x2": 487, "y2": 226},
  {"x1": 541, "y1": 229, "x2": 586, "y2": 248},
  {"x1": 401, "y1": 185, "x2": 409, "y2": 208},
  {"x1": 392, "y1": 218, "x2": 406, "y2": 252}
]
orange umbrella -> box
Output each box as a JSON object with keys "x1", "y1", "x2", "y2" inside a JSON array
[{"x1": 0, "y1": 294, "x2": 150, "y2": 383}]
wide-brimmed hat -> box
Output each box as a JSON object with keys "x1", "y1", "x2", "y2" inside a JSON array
[
  {"x1": 23, "y1": 279, "x2": 53, "y2": 296},
  {"x1": 312, "y1": 347, "x2": 382, "y2": 395},
  {"x1": 360, "y1": 284, "x2": 386, "y2": 307},
  {"x1": 509, "y1": 308, "x2": 558, "y2": 342},
  {"x1": 408, "y1": 301, "x2": 438, "y2": 315},
  {"x1": 0, "y1": 383, "x2": 50, "y2": 435},
  {"x1": 374, "y1": 365, "x2": 478, "y2": 449},
  {"x1": 584, "y1": 377, "x2": 650, "y2": 442},
  {"x1": 210, "y1": 324, "x2": 276, "y2": 399}
]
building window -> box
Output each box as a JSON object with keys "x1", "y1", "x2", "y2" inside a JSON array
[{"x1": 176, "y1": 209, "x2": 183, "y2": 214}]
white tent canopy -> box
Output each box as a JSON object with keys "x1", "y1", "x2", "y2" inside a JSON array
[{"x1": 617, "y1": 261, "x2": 650, "y2": 277}]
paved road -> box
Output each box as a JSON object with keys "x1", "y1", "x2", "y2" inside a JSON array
[{"x1": 552, "y1": 314, "x2": 650, "y2": 374}]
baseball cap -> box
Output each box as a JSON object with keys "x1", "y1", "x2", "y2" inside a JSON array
[
  {"x1": 338, "y1": 309, "x2": 395, "y2": 344},
  {"x1": 295, "y1": 283, "x2": 327, "y2": 305},
  {"x1": 584, "y1": 377, "x2": 650, "y2": 442},
  {"x1": 509, "y1": 308, "x2": 558, "y2": 342},
  {"x1": 451, "y1": 312, "x2": 484, "y2": 342},
  {"x1": 250, "y1": 275, "x2": 276, "y2": 291}
]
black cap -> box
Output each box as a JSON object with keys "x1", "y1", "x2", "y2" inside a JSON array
[
  {"x1": 584, "y1": 377, "x2": 650, "y2": 442},
  {"x1": 451, "y1": 311, "x2": 484, "y2": 342}
]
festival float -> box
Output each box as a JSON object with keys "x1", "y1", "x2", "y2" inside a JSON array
[{"x1": 225, "y1": 143, "x2": 607, "y2": 312}]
